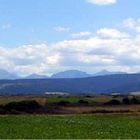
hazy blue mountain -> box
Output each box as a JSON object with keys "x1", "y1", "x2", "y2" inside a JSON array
[
  {"x1": 24, "y1": 74, "x2": 48, "y2": 79},
  {"x1": 0, "y1": 73, "x2": 140, "y2": 95},
  {"x1": 51, "y1": 70, "x2": 91, "y2": 78},
  {"x1": 94, "y1": 70, "x2": 126, "y2": 76},
  {"x1": 0, "y1": 69, "x2": 19, "y2": 79},
  {"x1": 0, "y1": 69, "x2": 128, "y2": 80}
]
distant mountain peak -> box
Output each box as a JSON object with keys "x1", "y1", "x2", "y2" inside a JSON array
[
  {"x1": 0, "y1": 68, "x2": 19, "y2": 79},
  {"x1": 0, "y1": 68, "x2": 128, "y2": 80},
  {"x1": 51, "y1": 70, "x2": 91, "y2": 79},
  {"x1": 94, "y1": 70, "x2": 126, "y2": 76}
]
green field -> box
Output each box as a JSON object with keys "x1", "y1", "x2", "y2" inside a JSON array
[{"x1": 0, "y1": 115, "x2": 140, "y2": 139}]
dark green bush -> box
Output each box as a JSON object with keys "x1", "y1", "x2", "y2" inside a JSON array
[
  {"x1": 4, "y1": 100, "x2": 41, "y2": 112},
  {"x1": 122, "y1": 98, "x2": 130, "y2": 105},
  {"x1": 0, "y1": 108, "x2": 6, "y2": 114},
  {"x1": 105, "y1": 99, "x2": 121, "y2": 105},
  {"x1": 78, "y1": 100, "x2": 89, "y2": 104},
  {"x1": 130, "y1": 97, "x2": 139, "y2": 104},
  {"x1": 85, "y1": 95, "x2": 91, "y2": 98},
  {"x1": 57, "y1": 100, "x2": 70, "y2": 106},
  {"x1": 9, "y1": 109, "x2": 21, "y2": 114}
]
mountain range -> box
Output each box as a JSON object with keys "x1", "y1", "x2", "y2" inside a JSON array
[
  {"x1": 51, "y1": 70, "x2": 91, "y2": 79},
  {"x1": 0, "y1": 69, "x2": 128, "y2": 79},
  {"x1": 0, "y1": 73, "x2": 140, "y2": 95},
  {"x1": 93, "y1": 70, "x2": 126, "y2": 76},
  {"x1": 0, "y1": 68, "x2": 139, "y2": 96},
  {"x1": 0, "y1": 69, "x2": 19, "y2": 80}
]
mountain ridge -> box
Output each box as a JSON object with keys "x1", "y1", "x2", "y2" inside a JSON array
[
  {"x1": 0, "y1": 68, "x2": 130, "y2": 79},
  {"x1": 0, "y1": 73, "x2": 140, "y2": 95},
  {"x1": 0, "y1": 69, "x2": 19, "y2": 80},
  {"x1": 51, "y1": 70, "x2": 91, "y2": 79}
]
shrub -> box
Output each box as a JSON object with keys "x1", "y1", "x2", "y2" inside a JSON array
[
  {"x1": 57, "y1": 100, "x2": 70, "y2": 106},
  {"x1": 122, "y1": 98, "x2": 130, "y2": 105},
  {"x1": 105, "y1": 99, "x2": 121, "y2": 105},
  {"x1": 0, "y1": 108, "x2": 6, "y2": 114},
  {"x1": 9, "y1": 109, "x2": 21, "y2": 115},
  {"x1": 78, "y1": 100, "x2": 89, "y2": 104},
  {"x1": 85, "y1": 95, "x2": 91, "y2": 98},
  {"x1": 4, "y1": 100, "x2": 41, "y2": 112},
  {"x1": 130, "y1": 97, "x2": 140, "y2": 104}
]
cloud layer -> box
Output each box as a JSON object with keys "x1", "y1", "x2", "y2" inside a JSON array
[
  {"x1": 86, "y1": 0, "x2": 117, "y2": 5},
  {"x1": 0, "y1": 18, "x2": 140, "y2": 75}
]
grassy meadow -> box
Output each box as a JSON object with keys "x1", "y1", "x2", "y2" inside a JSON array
[
  {"x1": 0, "y1": 95, "x2": 140, "y2": 139},
  {"x1": 0, "y1": 115, "x2": 140, "y2": 139}
]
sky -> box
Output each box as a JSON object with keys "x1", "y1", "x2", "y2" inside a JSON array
[{"x1": 0, "y1": 0, "x2": 140, "y2": 75}]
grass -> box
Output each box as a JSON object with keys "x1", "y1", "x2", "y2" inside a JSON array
[
  {"x1": 0, "y1": 95, "x2": 110, "y2": 104},
  {"x1": 46, "y1": 96, "x2": 83, "y2": 103},
  {"x1": 0, "y1": 96, "x2": 47, "y2": 106},
  {"x1": 0, "y1": 95, "x2": 135, "y2": 105},
  {"x1": 0, "y1": 115, "x2": 140, "y2": 139},
  {"x1": 0, "y1": 96, "x2": 85, "y2": 105}
]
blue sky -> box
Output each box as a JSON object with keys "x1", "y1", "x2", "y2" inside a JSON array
[
  {"x1": 0, "y1": 0, "x2": 139, "y2": 46},
  {"x1": 0, "y1": 0, "x2": 140, "y2": 75}
]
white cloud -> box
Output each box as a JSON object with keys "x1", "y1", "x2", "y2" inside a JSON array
[
  {"x1": 1, "y1": 18, "x2": 140, "y2": 75},
  {"x1": 97, "y1": 28, "x2": 130, "y2": 38},
  {"x1": 71, "y1": 32, "x2": 92, "y2": 38},
  {"x1": 54, "y1": 26, "x2": 70, "y2": 32},
  {"x1": 123, "y1": 18, "x2": 140, "y2": 33},
  {"x1": 0, "y1": 44, "x2": 62, "y2": 75},
  {"x1": 86, "y1": 0, "x2": 117, "y2": 5}
]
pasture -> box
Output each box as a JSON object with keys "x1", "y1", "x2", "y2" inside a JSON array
[
  {"x1": 0, "y1": 95, "x2": 140, "y2": 139},
  {"x1": 0, "y1": 115, "x2": 140, "y2": 139}
]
